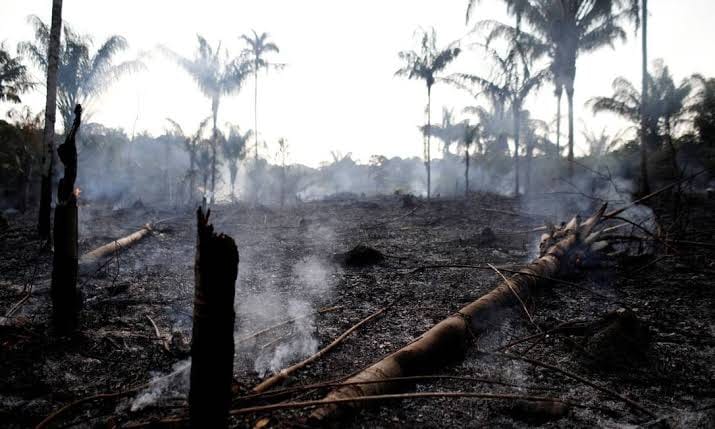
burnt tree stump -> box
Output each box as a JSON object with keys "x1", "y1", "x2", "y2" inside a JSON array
[
  {"x1": 190, "y1": 207, "x2": 239, "y2": 428},
  {"x1": 51, "y1": 104, "x2": 82, "y2": 335}
]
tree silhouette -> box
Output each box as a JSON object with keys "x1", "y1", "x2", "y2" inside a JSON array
[
  {"x1": 239, "y1": 30, "x2": 282, "y2": 162},
  {"x1": 589, "y1": 59, "x2": 692, "y2": 177},
  {"x1": 450, "y1": 44, "x2": 548, "y2": 195},
  {"x1": 20, "y1": 16, "x2": 144, "y2": 132},
  {"x1": 0, "y1": 44, "x2": 34, "y2": 104},
  {"x1": 396, "y1": 28, "x2": 461, "y2": 199},
  {"x1": 163, "y1": 35, "x2": 250, "y2": 203},
  {"x1": 222, "y1": 124, "x2": 251, "y2": 201},
  {"x1": 166, "y1": 116, "x2": 211, "y2": 203}
]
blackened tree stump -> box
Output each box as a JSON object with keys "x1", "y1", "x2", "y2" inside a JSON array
[
  {"x1": 51, "y1": 104, "x2": 82, "y2": 335},
  {"x1": 190, "y1": 207, "x2": 239, "y2": 428}
]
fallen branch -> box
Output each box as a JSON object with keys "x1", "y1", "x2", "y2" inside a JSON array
[
  {"x1": 309, "y1": 205, "x2": 609, "y2": 423},
  {"x1": 236, "y1": 305, "x2": 343, "y2": 344},
  {"x1": 146, "y1": 315, "x2": 170, "y2": 353},
  {"x1": 494, "y1": 352, "x2": 655, "y2": 418},
  {"x1": 251, "y1": 306, "x2": 387, "y2": 394},
  {"x1": 79, "y1": 224, "x2": 153, "y2": 270}
]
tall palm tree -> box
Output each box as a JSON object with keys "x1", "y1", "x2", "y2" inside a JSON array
[
  {"x1": 473, "y1": 1, "x2": 627, "y2": 177},
  {"x1": 164, "y1": 36, "x2": 250, "y2": 203},
  {"x1": 36, "y1": 1, "x2": 62, "y2": 242},
  {"x1": 0, "y1": 44, "x2": 34, "y2": 104},
  {"x1": 396, "y1": 28, "x2": 461, "y2": 200},
  {"x1": 588, "y1": 59, "x2": 692, "y2": 177},
  {"x1": 239, "y1": 30, "x2": 282, "y2": 162},
  {"x1": 222, "y1": 124, "x2": 251, "y2": 201},
  {"x1": 20, "y1": 16, "x2": 143, "y2": 133},
  {"x1": 165, "y1": 116, "x2": 211, "y2": 203},
  {"x1": 450, "y1": 45, "x2": 549, "y2": 195}
]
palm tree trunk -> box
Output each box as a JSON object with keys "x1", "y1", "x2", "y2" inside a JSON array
[
  {"x1": 525, "y1": 137, "x2": 533, "y2": 195},
  {"x1": 254, "y1": 66, "x2": 259, "y2": 162},
  {"x1": 210, "y1": 101, "x2": 218, "y2": 204},
  {"x1": 426, "y1": 86, "x2": 432, "y2": 200},
  {"x1": 513, "y1": 106, "x2": 520, "y2": 196},
  {"x1": 38, "y1": 0, "x2": 63, "y2": 242},
  {"x1": 639, "y1": 0, "x2": 651, "y2": 195},
  {"x1": 464, "y1": 142, "x2": 470, "y2": 198},
  {"x1": 189, "y1": 147, "x2": 196, "y2": 204},
  {"x1": 567, "y1": 88, "x2": 575, "y2": 178},
  {"x1": 555, "y1": 89, "x2": 562, "y2": 159}
]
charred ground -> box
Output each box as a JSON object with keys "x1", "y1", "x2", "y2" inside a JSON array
[{"x1": 0, "y1": 192, "x2": 713, "y2": 428}]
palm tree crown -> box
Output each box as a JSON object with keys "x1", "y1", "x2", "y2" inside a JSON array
[
  {"x1": 19, "y1": 16, "x2": 144, "y2": 132},
  {"x1": 0, "y1": 44, "x2": 34, "y2": 104}
]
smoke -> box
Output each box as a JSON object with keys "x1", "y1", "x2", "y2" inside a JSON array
[
  {"x1": 128, "y1": 359, "x2": 190, "y2": 412},
  {"x1": 236, "y1": 248, "x2": 339, "y2": 377}
]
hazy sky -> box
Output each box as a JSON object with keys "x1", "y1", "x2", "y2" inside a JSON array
[{"x1": 1, "y1": 0, "x2": 714, "y2": 167}]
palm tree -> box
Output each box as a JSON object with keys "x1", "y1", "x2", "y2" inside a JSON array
[
  {"x1": 239, "y1": 30, "x2": 282, "y2": 162},
  {"x1": 396, "y1": 28, "x2": 461, "y2": 199},
  {"x1": 20, "y1": 16, "x2": 143, "y2": 133},
  {"x1": 588, "y1": 60, "x2": 692, "y2": 176},
  {"x1": 690, "y1": 74, "x2": 715, "y2": 146},
  {"x1": 275, "y1": 137, "x2": 289, "y2": 207},
  {"x1": 473, "y1": 1, "x2": 627, "y2": 177},
  {"x1": 164, "y1": 35, "x2": 251, "y2": 204},
  {"x1": 166, "y1": 116, "x2": 211, "y2": 203},
  {"x1": 222, "y1": 124, "x2": 251, "y2": 201},
  {"x1": 0, "y1": 44, "x2": 34, "y2": 103},
  {"x1": 450, "y1": 44, "x2": 549, "y2": 195},
  {"x1": 460, "y1": 122, "x2": 480, "y2": 197},
  {"x1": 35, "y1": 1, "x2": 62, "y2": 242}
]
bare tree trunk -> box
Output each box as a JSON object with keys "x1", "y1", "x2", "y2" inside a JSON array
[
  {"x1": 188, "y1": 147, "x2": 196, "y2": 204},
  {"x1": 38, "y1": 0, "x2": 63, "y2": 242},
  {"x1": 567, "y1": 88, "x2": 575, "y2": 178},
  {"x1": 464, "y1": 142, "x2": 470, "y2": 198},
  {"x1": 426, "y1": 85, "x2": 432, "y2": 200},
  {"x1": 190, "y1": 207, "x2": 238, "y2": 428},
  {"x1": 51, "y1": 105, "x2": 81, "y2": 335},
  {"x1": 525, "y1": 136, "x2": 533, "y2": 195},
  {"x1": 513, "y1": 106, "x2": 520, "y2": 196},
  {"x1": 639, "y1": 0, "x2": 651, "y2": 195},
  {"x1": 254, "y1": 66, "x2": 259, "y2": 162},
  {"x1": 310, "y1": 207, "x2": 608, "y2": 423},
  {"x1": 555, "y1": 89, "x2": 562, "y2": 159},
  {"x1": 210, "y1": 101, "x2": 218, "y2": 205}
]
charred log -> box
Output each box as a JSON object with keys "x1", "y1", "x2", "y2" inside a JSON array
[
  {"x1": 309, "y1": 205, "x2": 609, "y2": 423},
  {"x1": 189, "y1": 207, "x2": 239, "y2": 428},
  {"x1": 79, "y1": 224, "x2": 152, "y2": 272},
  {"x1": 51, "y1": 104, "x2": 82, "y2": 335}
]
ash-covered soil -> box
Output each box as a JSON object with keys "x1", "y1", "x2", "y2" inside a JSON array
[{"x1": 0, "y1": 192, "x2": 713, "y2": 428}]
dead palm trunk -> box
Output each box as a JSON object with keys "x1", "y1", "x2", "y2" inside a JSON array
[
  {"x1": 51, "y1": 104, "x2": 81, "y2": 335},
  {"x1": 188, "y1": 144, "x2": 196, "y2": 204},
  {"x1": 310, "y1": 206, "x2": 609, "y2": 423},
  {"x1": 639, "y1": 0, "x2": 651, "y2": 195},
  {"x1": 38, "y1": 0, "x2": 63, "y2": 242},
  {"x1": 525, "y1": 136, "x2": 533, "y2": 195}
]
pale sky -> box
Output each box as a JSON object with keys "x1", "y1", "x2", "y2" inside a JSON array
[{"x1": 1, "y1": 0, "x2": 714, "y2": 167}]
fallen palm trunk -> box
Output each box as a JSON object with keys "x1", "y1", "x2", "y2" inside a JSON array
[
  {"x1": 190, "y1": 207, "x2": 239, "y2": 428},
  {"x1": 51, "y1": 105, "x2": 82, "y2": 335},
  {"x1": 309, "y1": 205, "x2": 609, "y2": 423},
  {"x1": 79, "y1": 224, "x2": 153, "y2": 271}
]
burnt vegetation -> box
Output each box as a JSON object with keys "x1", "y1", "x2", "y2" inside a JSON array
[{"x1": 0, "y1": 1, "x2": 714, "y2": 428}]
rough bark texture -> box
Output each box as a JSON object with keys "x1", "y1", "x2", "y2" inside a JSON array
[
  {"x1": 190, "y1": 207, "x2": 239, "y2": 428},
  {"x1": 51, "y1": 104, "x2": 81, "y2": 335},
  {"x1": 309, "y1": 206, "x2": 606, "y2": 423}
]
